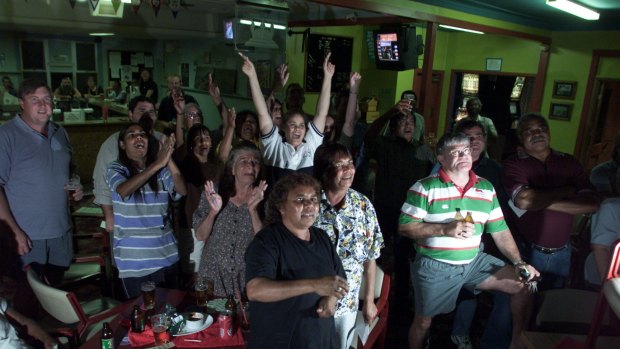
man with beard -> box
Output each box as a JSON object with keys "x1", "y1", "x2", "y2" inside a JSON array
[
  {"x1": 53, "y1": 77, "x2": 81, "y2": 100},
  {"x1": 502, "y1": 113, "x2": 599, "y2": 290},
  {"x1": 93, "y1": 96, "x2": 163, "y2": 234}
]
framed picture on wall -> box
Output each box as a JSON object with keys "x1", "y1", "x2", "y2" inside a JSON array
[
  {"x1": 549, "y1": 102, "x2": 572, "y2": 121},
  {"x1": 552, "y1": 81, "x2": 577, "y2": 99}
]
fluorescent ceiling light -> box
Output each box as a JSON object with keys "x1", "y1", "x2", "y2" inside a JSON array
[
  {"x1": 121, "y1": 0, "x2": 131, "y2": 3},
  {"x1": 239, "y1": 19, "x2": 287, "y2": 30},
  {"x1": 439, "y1": 25, "x2": 484, "y2": 34},
  {"x1": 89, "y1": 32, "x2": 115, "y2": 36},
  {"x1": 546, "y1": 0, "x2": 600, "y2": 20}
]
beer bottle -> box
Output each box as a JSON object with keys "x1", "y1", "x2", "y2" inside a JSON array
[
  {"x1": 225, "y1": 294, "x2": 237, "y2": 313},
  {"x1": 465, "y1": 211, "x2": 474, "y2": 223},
  {"x1": 100, "y1": 322, "x2": 114, "y2": 349},
  {"x1": 454, "y1": 208, "x2": 464, "y2": 221},
  {"x1": 130, "y1": 305, "x2": 144, "y2": 333}
]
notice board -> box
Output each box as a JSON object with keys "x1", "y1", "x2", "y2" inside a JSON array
[
  {"x1": 107, "y1": 50, "x2": 153, "y2": 83},
  {"x1": 304, "y1": 34, "x2": 353, "y2": 93}
]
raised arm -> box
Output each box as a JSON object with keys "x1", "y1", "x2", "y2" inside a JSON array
[
  {"x1": 364, "y1": 99, "x2": 411, "y2": 144},
  {"x1": 174, "y1": 94, "x2": 186, "y2": 149},
  {"x1": 207, "y1": 73, "x2": 229, "y2": 130},
  {"x1": 342, "y1": 72, "x2": 361, "y2": 138},
  {"x1": 115, "y1": 135, "x2": 174, "y2": 199},
  {"x1": 312, "y1": 52, "x2": 335, "y2": 133},
  {"x1": 239, "y1": 53, "x2": 272, "y2": 135},
  {"x1": 266, "y1": 64, "x2": 289, "y2": 106},
  {"x1": 218, "y1": 107, "x2": 236, "y2": 163}
]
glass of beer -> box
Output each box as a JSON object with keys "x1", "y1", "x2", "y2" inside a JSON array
[
  {"x1": 150, "y1": 314, "x2": 170, "y2": 345},
  {"x1": 64, "y1": 174, "x2": 81, "y2": 201},
  {"x1": 194, "y1": 277, "x2": 214, "y2": 307},
  {"x1": 140, "y1": 281, "x2": 156, "y2": 310}
]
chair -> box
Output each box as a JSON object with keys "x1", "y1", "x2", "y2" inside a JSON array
[
  {"x1": 350, "y1": 265, "x2": 391, "y2": 349},
  {"x1": 26, "y1": 266, "x2": 123, "y2": 347},
  {"x1": 583, "y1": 239, "x2": 620, "y2": 348}
]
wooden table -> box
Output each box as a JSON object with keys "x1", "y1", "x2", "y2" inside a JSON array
[{"x1": 79, "y1": 288, "x2": 245, "y2": 349}]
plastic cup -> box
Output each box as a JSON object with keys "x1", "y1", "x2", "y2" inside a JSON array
[{"x1": 150, "y1": 314, "x2": 170, "y2": 345}]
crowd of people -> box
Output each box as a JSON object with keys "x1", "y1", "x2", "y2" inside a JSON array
[{"x1": 1, "y1": 50, "x2": 617, "y2": 349}]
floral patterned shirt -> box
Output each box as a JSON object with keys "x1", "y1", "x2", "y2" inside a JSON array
[{"x1": 315, "y1": 188, "x2": 384, "y2": 316}]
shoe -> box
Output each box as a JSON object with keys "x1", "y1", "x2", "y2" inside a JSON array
[{"x1": 451, "y1": 335, "x2": 473, "y2": 349}]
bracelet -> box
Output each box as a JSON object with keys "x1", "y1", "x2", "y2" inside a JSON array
[{"x1": 513, "y1": 260, "x2": 526, "y2": 267}]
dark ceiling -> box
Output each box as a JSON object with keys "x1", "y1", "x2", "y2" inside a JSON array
[{"x1": 413, "y1": 0, "x2": 620, "y2": 31}]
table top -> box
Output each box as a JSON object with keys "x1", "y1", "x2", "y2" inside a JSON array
[{"x1": 79, "y1": 288, "x2": 245, "y2": 349}]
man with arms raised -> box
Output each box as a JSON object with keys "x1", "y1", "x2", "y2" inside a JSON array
[
  {"x1": 93, "y1": 96, "x2": 162, "y2": 233},
  {"x1": 399, "y1": 132, "x2": 539, "y2": 349}
]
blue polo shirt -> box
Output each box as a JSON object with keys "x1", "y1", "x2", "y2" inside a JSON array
[{"x1": 0, "y1": 116, "x2": 73, "y2": 240}]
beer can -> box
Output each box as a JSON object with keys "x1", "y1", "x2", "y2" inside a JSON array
[{"x1": 217, "y1": 311, "x2": 234, "y2": 338}]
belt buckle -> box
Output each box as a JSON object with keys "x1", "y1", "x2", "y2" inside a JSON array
[{"x1": 541, "y1": 247, "x2": 554, "y2": 254}]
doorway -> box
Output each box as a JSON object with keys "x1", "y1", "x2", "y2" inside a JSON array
[
  {"x1": 414, "y1": 69, "x2": 444, "y2": 139},
  {"x1": 445, "y1": 71, "x2": 536, "y2": 160},
  {"x1": 581, "y1": 79, "x2": 620, "y2": 171}
]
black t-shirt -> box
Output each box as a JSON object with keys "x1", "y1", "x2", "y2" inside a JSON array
[
  {"x1": 158, "y1": 93, "x2": 197, "y2": 122},
  {"x1": 245, "y1": 223, "x2": 346, "y2": 349},
  {"x1": 140, "y1": 79, "x2": 159, "y2": 103}
]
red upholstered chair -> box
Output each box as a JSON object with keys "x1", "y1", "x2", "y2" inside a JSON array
[{"x1": 351, "y1": 265, "x2": 391, "y2": 349}]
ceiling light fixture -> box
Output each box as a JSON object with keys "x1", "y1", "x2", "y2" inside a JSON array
[
  {"x1": 239, "y1": 19, "x2": 286, "y2": 30},
  {"x1": 89, "y1": 32, "x2": 115, "y2": 36},
  {"x1": 438, "y1": 25, "x2": 484, "y2": 35},
  {"x1": 546, "y1": 0, "x2": 600, "y2": 20}
]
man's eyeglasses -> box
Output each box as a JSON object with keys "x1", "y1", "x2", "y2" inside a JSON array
[
  {"x1": 185, "y1": 111, "x2": 201, "y2": 119},
  {"x1": 448, "y1": 147, "x2": 472, "y2": 157}
]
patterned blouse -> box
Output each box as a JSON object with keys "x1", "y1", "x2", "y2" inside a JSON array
[
  {"x1": 193, "y1": 193, "x2": 255, "y2": 297},
  {"x1": 315, "y1": 188, "x2": 384, "y2": 316}
]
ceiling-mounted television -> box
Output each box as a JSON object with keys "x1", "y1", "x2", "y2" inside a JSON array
[{"x1": 373, "y1": 26, "x2": 418, "y2": 71}]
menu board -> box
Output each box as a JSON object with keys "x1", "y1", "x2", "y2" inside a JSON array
[{"x1": 304, "y1": 34, "x2": 353, "y2": 93}]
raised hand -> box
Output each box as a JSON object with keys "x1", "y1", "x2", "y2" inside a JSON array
[
  {"x1": 155, "y1": 134, "x2": 175, "y2": 168},
  {"x1": 207, "y1": 73, "x2": 222, "y2": 101},
  {"x1": 239, "y1": 52, "x2": 257, "y2": 78},
  {"x1": 203, "y1": 181, "x2": 223, "y2": 214},
  {"x1": 322, "y1": 52, "x2": 335, "y2": 79},
  {"x1": 173, "y1": 92, "x2": 186, "y2": 115},
  {"x1": 349, "y1": 72, "x2": 362, "y2": 92},
  {"x1": 227, "y1": 107, "x2": 236, "y2": 129},
  {"x1": 248, "y1": 180, "x2": 268, "y2": 212},
  {"x1": 276, "y1": 64, "x2": 289, "y2": 88}
]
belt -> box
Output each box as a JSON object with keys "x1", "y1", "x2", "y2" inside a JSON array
[{"x1": 531, "y1": 243, "x2": 568, "y2": 254}]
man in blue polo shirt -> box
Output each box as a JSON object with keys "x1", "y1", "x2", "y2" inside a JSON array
[{"x1": 0, "y1": 79, "x2": 83, "y2": 311}]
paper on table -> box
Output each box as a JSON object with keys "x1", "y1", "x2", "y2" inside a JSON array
[{"x1": 355, "y1": 315, "x2": 370, "y2": 345}]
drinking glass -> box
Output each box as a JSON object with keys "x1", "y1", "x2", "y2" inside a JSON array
[
  {"x1": 150, "y1": 314, "x2": 170, "y2": 345},
  {"x1": 140, "y1": 281, "x2": 156, "y2": 310},
  {"x1": 64, "y1": 174, "x2": 81, "y2": 201}
]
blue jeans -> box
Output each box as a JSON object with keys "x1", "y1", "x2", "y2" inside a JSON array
[
  {"x1": 452, "y1": 291, "x2": 512, "y2": 349},
  {"x1": 523, "y1": 243, "x2": 571, "y2": 290}
]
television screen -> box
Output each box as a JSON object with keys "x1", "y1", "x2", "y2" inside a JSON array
[
  {"x1": 376, "y1": 33, "x2": 400, "y2": 62},
  {"x1": 373, "y1": 26, "x2": 417, "y2": 71},
  {"x1": 224, "y1": 20, "x2": 234, "y2": 40}
]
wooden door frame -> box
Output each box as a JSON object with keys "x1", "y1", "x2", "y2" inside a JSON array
[
  {"x1": 575, "y1": 50, "x2": 620, "y2": 160},
  {"x1": 413, "y1": 69, "x2": 444, "y2": 135}
]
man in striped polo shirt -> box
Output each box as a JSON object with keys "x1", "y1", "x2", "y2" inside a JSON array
[{"x1": 399, "y1": 132, "x2": 539, "y2": 349}]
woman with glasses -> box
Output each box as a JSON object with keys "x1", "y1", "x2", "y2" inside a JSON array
[
  {"x1": 192, "y1": 142, "x2": 267, "y2": 296},
  {"x1": 240, "y1": 52, "x2": 333, "y2": 187},
  {"x1": 245, "y1": 172, "x2": 348, "y2": 348},
  {"x1": 106, "y1": 123, "x2": 186, "y2": 299},
  {"x1": 313, "y1": 143, "x2": 384, "y2": 349}
]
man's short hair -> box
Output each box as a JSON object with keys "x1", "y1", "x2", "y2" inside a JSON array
[
  {"x1": 401, "y1": 90, "x2": 417, "y2": 101},
  {"x1": 516, "y1": 113, "x2": 549, "y2": 140},
  {"x1": 128, "y1": 95, "x2": 155, "y2": 113},
  {"x1": 454, "y1": 119, "x2": 486, "y2": 136},
  {"x1": 17, "y1": 79, "x2": 51, "y2": 99},
  {"x1": 436, "y1": 132, "x2": 470, "y2": 156}
]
